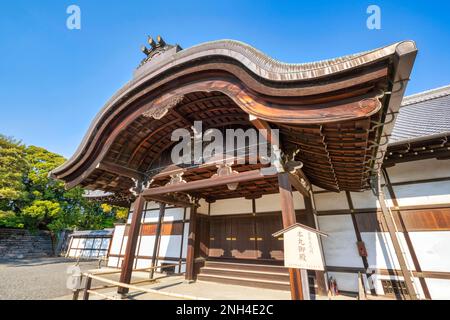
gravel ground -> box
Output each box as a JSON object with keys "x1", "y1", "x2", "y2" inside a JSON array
[{"x1": 0, "y1": 257, "x2": 99, "y2": 300}]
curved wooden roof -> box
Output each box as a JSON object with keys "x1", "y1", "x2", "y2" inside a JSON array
[{"x1": 50, "y1": 39, "x2": 417, "y2": 197}]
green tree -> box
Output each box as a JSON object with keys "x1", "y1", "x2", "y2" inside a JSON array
[
  {"x1": 0, "y1": 135, "x2": 27, "y2": 205},
  {"x1": 0, "y1": 134, "x2": 127, "y2": 232},
  {"x1": 22, "y1": 200, "x2": 62, "y2": 230}
]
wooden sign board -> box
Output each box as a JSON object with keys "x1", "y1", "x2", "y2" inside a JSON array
[{"x1": 273, "y1": 223, "x2": 327, "y2": 271}]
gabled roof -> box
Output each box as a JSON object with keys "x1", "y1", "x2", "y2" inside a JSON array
[{"x1": 390, "y1": 85, "x2": 450, "y2": 145}]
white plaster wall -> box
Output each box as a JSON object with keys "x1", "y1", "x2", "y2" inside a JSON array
[
  {"x1": 181, "y1": 222, "x2": 189, "y2": 259},
  {"x1": 128, "y1": 201, "x2": 190, "y2": 223},
  {"x1": 107, "y1": 256, "x2": 119, "y2": 268},
  {"x1": 386, "y1": 159, "x2": 450, "y2": 184},
  {"x1": 364, "y1": 273, "x2": 383, "y2": 295},
  {"x1": 135, "y1": 258, "x2": 151, "y2": 269},
  {"x1": 120, "y1": 237, "x2": 128, "y2": 255},
  {"x1": 425, "y1": 278, "x2": 450, "y2": 300},
  {"x1": 409, "y1": 231, "x2": 450, "y2": 272},
  {"x1": 350, "y1": 190, "x2": 379, "y2": 209},
  {"x1": 317, "y1": 215, "x2": 364, "y2": 268},
  {"x1": 360, "y1": 232, "x2": 416, "y2": 271},
  {"x1": 207, "y1": 192, "x2": 306, "y2": 215},
  {"x1": 143, "y1": 207, "x2": 185, "y2": 223},
  {"x1": 109, "y1": 225, "x2": 125, "y2": 255},
  {"x1": 107, "y1": 221, "x2": 189, "y2": 270},
  {"x1": 346, "y1": 181, "x2": 450, "y2": 210},
  {"x1": 159, "y1": 235, "x2": 184, "y2": 258},
  {"x1": 210, "y1": 197, "x2": 252, "y2": 215},
  {"x1": 392, "y1": 180, "x2": 450, "y2": 207},
  {"x1": 137, "y1": 235, "x2": 155, "y2": 256},
  {"x1": 314, "y1": 192, "x2": 349, "y2": 211},
  {"x1": 163, "y1": 207, "x2": 186, "y2": 222},
  {"x1": 254, "y1": 193, "x2": 305, "y2": 212},
  {"x1": 197, "y1": 199, "x2": 208, "y2": 214},
  {"x1": 327, "y1": 272, "x2": 358, "y2": 293},
  {"x1": 145, "y1": 201, "x2": 161, "y2": 210},
  {"x1": 142, "y1": 210, "x2": 161, "y2": 223},
  {"x1": 185, "y1": 207, "x2": 191, "y2": 220},
  {"x1": 255, "y1": 193, "x2": 280, "y2": 212}
]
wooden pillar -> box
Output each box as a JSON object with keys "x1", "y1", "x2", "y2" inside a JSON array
[
  {"x1": 185, "y1": 203, "x2": 198, "y2": 281},
  {"x1": 383, "y1": 168, "x2": 431, "y2": 299},
  {"x1": 278, "y1": 172, "x2": 304, "y2": 300},
  {"x1": 118, "y1": 194, "x2": 145, "y2": 294},
  {"x1": 150, "y1": 203, "x2": 166, "y2": 279},
  {"x1": 304, "y1": 195, "x2": 328, "y2": 297},
  {"x1": 377, "y1": 172, "x2": 418, "y2": 300},
  {"x1": 82, "y1": 276, "x2": 92, "y2": 300}
]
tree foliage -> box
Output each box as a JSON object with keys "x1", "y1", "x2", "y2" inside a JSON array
[
  {"x1": 0, "y1": 135, "x2": 27, "y2": 201},
  {"x1": 0, "y1": 134, "x2": 128, "y2": 232}
]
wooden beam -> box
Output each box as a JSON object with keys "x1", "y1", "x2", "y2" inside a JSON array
[
  {"x1": 149, "y1": 154, "x2": 250, "y2": 181},
  {"x1": 145, "y1": 194, "x2": 193, "y2": 208},
  {"x1": 252, "y1": 117, "x2": 312, "y2": 199},
  {"x1": 143, "y1": 169, "x2": 276, "y2": 197},
  {"x1": 150, "y1": 203, "x2": 166, "y2": 279},
  {"x1": 278, "y1": 172, "x2": 304, "y2": 300},
  {"x1": 250, "y1": 116, "x2": 280, "y2": 147},
  {"x1": 185, "y1": 203, "x2": 198, "y2": 281},
  {"x1": 97, "y1": 161, "x2": 145, "y2": 181},
  {"x1": 117, "y1": 194, "x2": 145, "y2": 294},
  {"x1": 288, "y1": 172, "x2": 310, "y2": 198}
]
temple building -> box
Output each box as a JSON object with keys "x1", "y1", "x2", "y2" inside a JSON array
[{"x1": 50, "y1": 37, "x2": 450, "y2": 300}]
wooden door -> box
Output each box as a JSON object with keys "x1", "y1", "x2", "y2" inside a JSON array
[
  {"x1": 255, "y1": 214, "x2": 284, "y2": 260},
  {"x1": 195, "y1": 217, "x2": 210, "y2": 258},
  {"x1": 208, "y1": 218, "x2": 232, "y2": 258},
  {"x1": 231, "y1": 217, "x2": 258, "y2": 259}
]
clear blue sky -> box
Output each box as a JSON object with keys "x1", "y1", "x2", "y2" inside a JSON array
[{"x1": 1, "y1": 0, "x2": 449, "y2": 158}]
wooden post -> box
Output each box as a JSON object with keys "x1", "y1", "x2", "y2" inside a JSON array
[
  {"x1": 185, "y1": 203, "x2": 198, "y2": 281},
  {"x1": 383, "y1": 168, "x2": 431, "y2": 300},
  {"x1": 278, "y1": 172, "x2": 304, "y2": 300},
  {"x1": 377, "y1": 173, "x2": 418, "y2": 300},
  {"x1": 82, "y1": 276, "x2": 92, "y2": 300},
  {"x1": 150, "y1": 203, "x2": 166, "y2": 279},
  {"x1": 72, "y1": 289, "x2": 80, "y2": 301},
  {"x1": 117, "y1": 194, "x2": 146, "y2": 294},
  {"x1": 304, "y1": 195, "x2": 328, "y2": 297}
]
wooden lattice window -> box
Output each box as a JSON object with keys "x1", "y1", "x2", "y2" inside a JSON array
[{"x1": 381, "y1": 279, "x2": 408, "y2": 299}]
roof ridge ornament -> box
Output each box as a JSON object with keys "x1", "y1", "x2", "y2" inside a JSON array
[{"x1": 139, "y1": 35, "x2": 182, "y2": 67}]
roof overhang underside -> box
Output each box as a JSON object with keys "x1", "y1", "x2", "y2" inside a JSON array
[{"x1": 50, "y1": 39, "x2": 417, "y2": 202}]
